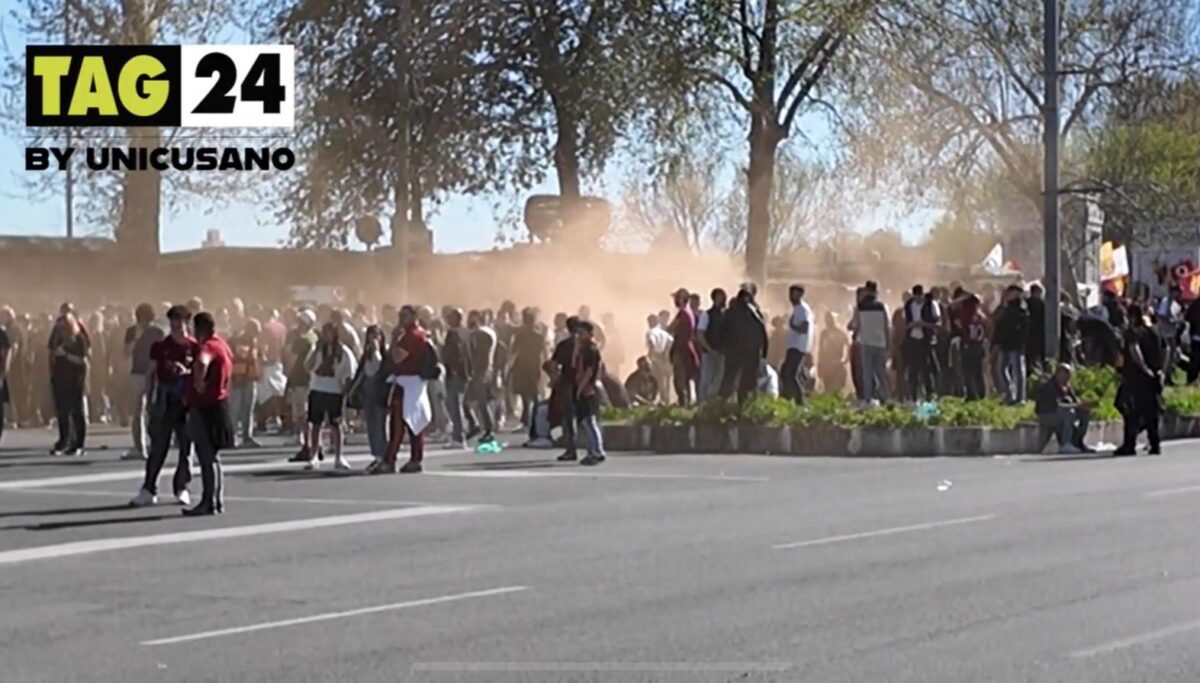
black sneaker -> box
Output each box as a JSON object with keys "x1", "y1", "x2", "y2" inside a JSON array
[
  {"x1": 400, "y1": 460, "x2": 423, "y2": 474},
  {"x1": 1148, "y1": 447, "x2": 1162, "y2": 456},
  {"x1": 556, "y1": 452, "x2": 578, "y2": 462},
  {"x1": 181, "y1": 504, "x2": 216, "y2": 517},
  {"x1": 1113, "y1": 446, "x2": 1136, "y2": 457},
  {"x1": 288, "y1": 446, "x2": 310, "y2": 463},
  {"x1": 580, "y1": 455, "x2": 604, "y2": 466}
]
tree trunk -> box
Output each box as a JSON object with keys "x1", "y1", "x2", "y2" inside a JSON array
[
  {"x1": 551, "y1": 95, "x2": 582, "y2": 198},
  {"x1": 115, "y1": 126, "x2": 161, "y2": 256},
  {"x1": 745, "y1": 119, "x2": 779, "y2": 285}
]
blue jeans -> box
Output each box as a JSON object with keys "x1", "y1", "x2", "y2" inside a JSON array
[
  {"x1": 444, "y1": 377, "x2": 473, "y2": 442},
  {"x1": 578, "y1": 414, "x2": 604, "y2": 456},
  {"x1": 700, "y1": 353, "x2": 725, "y2": 401},
  {"x1": 230, "y1": 384, "x2": 257, "y2": 441},
  {"x1": 998, "y1": 350, "x2": 1026, "y2": 404},
  {"x1": 363, "y1": 400, "x2": 388, "y2": 459}
]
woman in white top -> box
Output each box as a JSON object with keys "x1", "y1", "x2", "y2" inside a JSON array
[{"x1": 304, "y1": 323, "x2": 357, "y2": 470}]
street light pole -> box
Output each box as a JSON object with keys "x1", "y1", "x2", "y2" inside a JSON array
[
  {"x1": 1042, "y1": 0, "x2": 1061, "y2": 360},
  {"x1": 63, "y1": 0, "x2": 74, "y2": 239}
]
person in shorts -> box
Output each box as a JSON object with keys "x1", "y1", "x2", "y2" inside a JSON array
[{"x1": 304, "y1": 322, "x2": 356, "y2": 470}]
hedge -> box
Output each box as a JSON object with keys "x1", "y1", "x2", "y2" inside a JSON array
[{"x1": 604, "y1": 367, "x2": 1200, "y2": 430}]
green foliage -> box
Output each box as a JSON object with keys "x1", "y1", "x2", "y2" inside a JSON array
[
  {"x1": 927, "y1": 397, "x2": 1033, "y2": 430},
  {"x1": 1165, "y1": 387, "x2": 1200, "y2": 417}
]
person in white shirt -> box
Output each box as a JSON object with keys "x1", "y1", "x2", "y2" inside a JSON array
[
  {"x1": 645, "y1": 313, "x2": 674, "y2": 404},
  {"x1": 781, "y1": 284, "x2": 814, "y2": 404},
  {"x1": 304, "y1": 322, "x2": 357, "y2": 470}
]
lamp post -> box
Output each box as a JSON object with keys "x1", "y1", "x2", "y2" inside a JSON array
[{"x1": 1043, "y1": 0, "x2": 1061, "y2": 359}]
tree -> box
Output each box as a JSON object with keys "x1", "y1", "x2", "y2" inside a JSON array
[
  {"x1": 847, "y1": 0, "x2": 1198, "y2": 287},
  {"x1": 275, "y1": 0, "x2": 537, "y2": 248},
  {"x1": 646, "y1": 0, "x2": 864, "y2": 283},
  {"x1": 487, "y1": 0, "x2": 655, "y2": 199},
  {"x1": 4, "y1": 0, "x2": 242, "y2": 253},
  {"x1": 1087, "y1": 76, "x2": 1200, "y2": 248},
  {"x1": 617, "y1": 145, "x2": 726, "y2": 253},
  {"x1": 716, "y1": 148, "x2": 848, "y2": 256}
]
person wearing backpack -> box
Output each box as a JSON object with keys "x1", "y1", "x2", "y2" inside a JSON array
[{"x1": 374, "y1": 306, "x2": 434, "y2": 474}]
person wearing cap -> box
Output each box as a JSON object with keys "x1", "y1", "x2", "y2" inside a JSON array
[
  {"x1": 1115, "y1": 304, "x2": 1165, "y2": 456},
  {"x1": 286, "y1": 309, "x2": 319, "y2": 462},
  {"x1": 130, "y1": 305, "x2": 197, "y2": 508},
  {"x1": 121, "y1": 302, "x2": 165, "y2": 460},
  {"x1": 1034, "y1": 364, "x2": 1094, "y2": 454}
]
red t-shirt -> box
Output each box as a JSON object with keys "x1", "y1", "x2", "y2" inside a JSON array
[
  {"x1": 187, "y1": 336, "x2": 233, "y2": 407},
  {"x1": 394, "y1": 324, "x2": 427, "y2": 376},
  {"x1": 150, "y1": 334, "x2": 200, "y2": 393}
]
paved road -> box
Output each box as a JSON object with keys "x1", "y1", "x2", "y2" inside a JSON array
[{"x1": 1, "y1": 424, "x2": 1199, "y2": 682}]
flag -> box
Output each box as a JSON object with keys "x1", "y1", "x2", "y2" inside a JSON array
[{"x1": 981, "y1": 243, "x2": 1004, "y2": 275}]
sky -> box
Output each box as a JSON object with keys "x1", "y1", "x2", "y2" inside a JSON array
[{"x1": 0, "y1": 7, "x2": 935, "y2": 255}]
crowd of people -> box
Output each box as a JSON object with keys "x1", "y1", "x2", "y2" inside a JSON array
[{"x1": 0, "y1": 275, "x2": 1186, "y2": 511}]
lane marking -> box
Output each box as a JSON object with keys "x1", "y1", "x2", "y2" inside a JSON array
[
  {"x1": 427, "y1": 470, "x2": 769, "y2": 482},
  {"x1": 772, "y1": 515, "x2": 997, "y2": 550},
  {"x1": 1, "y1": 487, "x2": 440, "y2": 507},
  {"x1": 412, "y1": 662, "x2": 791, "y2": 673},
  {"x1": 142, "y1": 585, "x2": 527, "y2": 646},
  {"x1": 0, "y1": 504, "x2": 481, "y2": 566},
  {"x1": 1069, "y1": 617, "x2": 1200, "y2": 658},
  {"x1": 1145, "y1": 484, "x2": 1200, "y2": 498}
]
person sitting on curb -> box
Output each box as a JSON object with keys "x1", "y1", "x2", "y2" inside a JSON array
[{"x1": 1035, "y1": 364, "x2": 1096, "y2": 455}]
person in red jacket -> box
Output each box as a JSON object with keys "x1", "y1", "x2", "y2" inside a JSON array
[
  {"x1": 373, "y1": 306, "x2": 431, "y2": 475},
  {"x1": 184, "y1": 312, "x2": 234, "y2": 516}
]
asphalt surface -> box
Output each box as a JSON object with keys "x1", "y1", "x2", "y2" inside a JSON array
[{"x1": 1, "y1": 424, "x2": 1200, "y2": 682}]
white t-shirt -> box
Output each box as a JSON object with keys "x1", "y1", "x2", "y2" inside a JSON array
[
  {"x1": 786, "y1": 301, "x2": 813, "y2": 353},
  {"x1": 306, "y1": 344, "x2": 358, "y2": 395},
  {"x1": 646, "y1": 326, "x2": 673, "y2": 356}
]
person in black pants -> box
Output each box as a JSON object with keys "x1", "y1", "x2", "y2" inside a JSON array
[
  {"x1": 720, "y1": 286, "x2": 769, "y2": 403},
  {"x1": 548, "y1": 316, "x2": 580, "y2": 461},
  {"x1": 130, "y1": 305, "x2": 197, "y2": 508},
  {"x1": 48, "y1": 311, "x2": 90, "y2": 456},
  {"x1": 0, "y1": 322, "x2": 10, "y2": 447},
  {"x1": 1116, "y1": 305, "x2": 1164, "y2": 456}
]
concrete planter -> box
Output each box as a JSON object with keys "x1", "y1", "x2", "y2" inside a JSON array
[
  {"x1": 694, "y1": 424, "x2": 737, "y2": 453},
  {"x1": 603, "y1": 424, "x2": 642, "y2": 452},
  {"x1": 651, "y1": 426, "x2": 692, "y2": 454},
  {"x1": 600, "y1": 416, "x2": 1181, "y2": 457}
]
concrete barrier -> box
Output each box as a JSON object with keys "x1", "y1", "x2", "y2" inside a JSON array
[{"x1": 599, "y1": 417, "x2": 1200, "y2": 457}]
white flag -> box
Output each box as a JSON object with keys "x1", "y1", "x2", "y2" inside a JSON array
[{"x1": 982, "y1": 243, "x2": 1004, "y2": 275}]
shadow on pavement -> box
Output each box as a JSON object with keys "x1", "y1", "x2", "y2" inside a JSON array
[
  {"x1": 12, "y1": 514, "x2": 177, "y2": 531},
  {"x1": 0, "y1": 459, "x2": 97, "y2": 469},
  {"x1": 1020, "y1": 453, "x2": 1117, "y2": 463},
  {"x1": 0, "y1": 504, "x2": 134, "y2": 519},
  {"x1": 243, "y1": 469, "x2": 360, "y2": 481},
  {"x1": 443, "y1": 460, "x2": 561, "y2": 471}
]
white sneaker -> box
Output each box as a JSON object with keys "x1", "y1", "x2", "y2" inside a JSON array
[
  {"x1": 175, "y1": 489, "x2": 192, "y2": 506},
  {"x1": 305, "y1": 457, "x2": 320, "y2": 471},
  {"x1": 129, "y1": 489, "x2": 157, "y2": 508},
  {"x1": 334, "y1": 456, "x2": 352, "y2": 471},
  {"x1": 121, "y1": 449, "x2": 146, "y2": 461},
  {"x1": 1059, "y1": 444, "x2": 1082, "y2": 455}
]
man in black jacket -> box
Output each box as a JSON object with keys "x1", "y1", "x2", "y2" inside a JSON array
[
  {"x1": 1025, "y1": 284, "x2": 1047, "y2": 372},
  {"x1": 441, "y1": 308, "x2": 475, "y2": 448},
  {"x1": 993, "y1": 286, "x2": 1030, "y2": 404},
  {"x1": 719, "y1": 286, "x2": 768, "y2": 403}
]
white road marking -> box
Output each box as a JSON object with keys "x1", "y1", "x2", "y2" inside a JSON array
[
  {"x1": 427, "y1": 470, "x2": 769, "y2": 482},
  {"x1": 412, "y1": 662, "x2": 791, "y2": 673},
  {"x1": 0, "y1": 505, "x2": 480, "y2": 566},
  {"x1": 0, "y1": 455, "x2": 377, "y2": 490},
  {"x1": 1069, "y1": 618, "x2": 1200, "y2": 658},
  {"x1": 141, "y1": 585, "x2": 527, "y2": 646},
  {"x1": 2, "y1": 487, "x2": 439, "y2": 507},
  {"x1": 772, "y1": 515, "x2": 997, "y2": 550},
  {"x1": 1145, "y1": 484, "x2": 1200, "y2": 498}
]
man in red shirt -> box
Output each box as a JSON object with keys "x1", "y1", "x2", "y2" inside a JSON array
[
  {"x1": 374, "y1": 306, "x2": 430, "y2": 475},
  {"x1": 183, "y1": 312, "x2": 234, "y2": 516},
  {"x1": 131, "y1": 305, "x2": 198, "y2": 508}
]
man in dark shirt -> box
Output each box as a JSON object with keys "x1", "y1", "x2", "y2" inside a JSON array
[
  {"x1": 625, "y1": 356, "x2": 659, "y2": 406},
  {"x1": 698, "y1": 288, "x2": 727, "y2": 401},
  {"x1": 547, "y1": 316, "x2": 580, "y2": 461},
  {"x1": 440, "y1": 308, "x2": 475, "y2": 448},
  {"x1": 720, "y1": 286, "x2": 768, "y2": 403},
  {"x1": 511, "y1": 308, "x2": 547, "y2": 431},
  {"x1": 1026, "y1": 284, "x2": 1047, "y2": 372},
  {"x1": 992, "y1": 286, "x2": 1029, "y2": 405},
  {"x1": 1116, "y1": 305, "x2": 1164, "y2": 456},
  {"x1": 573, "y1": 321, "x2": 606, "y2": 466},
  {"x1": 1034, "y1": 364, "x2": 1093, "y2": 454}
]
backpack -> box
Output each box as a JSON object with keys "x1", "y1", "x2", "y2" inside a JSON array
[{"x1": 418, "y1": 339, "x2": 442, "y2": 381}]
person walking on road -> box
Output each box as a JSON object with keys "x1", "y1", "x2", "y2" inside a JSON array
[
  {"x1": 130, "y1": 305, "x2": 196, "y2": 508},
  {"x1": 183, "y1": 312, "x2": 234, "y2": 516},
  {"x1": 1115, "y1": 305, "x2": 1165, "y2": 457},
  {"x1": 303, "y1": 322, "x2": 356, "y2": 471},
  {"x1": 573, "y1": 321, "x2": 606, "y2": 466}
]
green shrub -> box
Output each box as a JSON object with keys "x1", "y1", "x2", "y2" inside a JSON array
[{"x1": 1166, "y1": 386, "x2": 1200, "y2": 417}]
